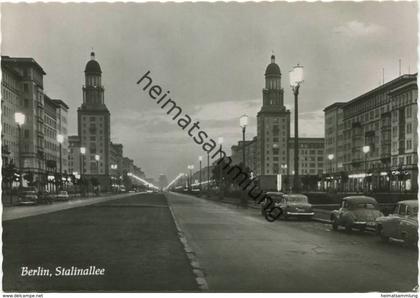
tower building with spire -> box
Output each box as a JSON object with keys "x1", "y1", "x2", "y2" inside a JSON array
[
  {"x1": 256, "y1": 55, "x2": 291, "y2": 178},
  {"x1": 77, "y1": 52, "x2": 111, "y2": 189}
]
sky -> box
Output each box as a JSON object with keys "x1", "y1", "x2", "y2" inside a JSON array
[{"x1": 1, "y1": 2, "x2": 417, "y2": 182}]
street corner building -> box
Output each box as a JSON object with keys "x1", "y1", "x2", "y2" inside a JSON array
[
  {"x1": 323, "y1": 74, "x2": 418, "y2": 193},
  {"x1": 1, "y1": 56, "x2": 69, "y2": 191}
]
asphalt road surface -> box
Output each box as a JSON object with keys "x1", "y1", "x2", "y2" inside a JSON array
[
  {"x1": 3, "y1": 193, "x2": 198, "y2": 292},
  {"x1": 167, "y1": 192, "x2": 418, "y2": 292},
  {"x1": 3, "y1": 192, "x2": 418, "y2": 292}
]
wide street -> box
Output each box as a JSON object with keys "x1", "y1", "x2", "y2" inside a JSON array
[{"x1": 3, "y1": 192, "x2": 418, "y2": 292}]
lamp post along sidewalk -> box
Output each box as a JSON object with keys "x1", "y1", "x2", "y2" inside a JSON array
[
  {"x1": 363, "y1": 145, "x2": 370, "y2": 192},
  {"x1": 57, "y1": 134, "x2": 64, "y2": 191},
  {"x1": 187, "y1": 165, "x2": 194, "y2": 191},
  {"x1": 240, "y1": 115, "x2": 249, "y2": 207},
  {"x1": 198, "y1": 156, "x2": 203, "y2": 193},
  {"x1": 80, "y1": 147, "x2": 86, "y2": 196},
  {"x1": 95, "y1": 154, "x2": 100, "y2": 194},
  {"x1": 218, "y1": 137, "x2": 224, "y2": 200},
  {"x1": 207, "y1": 151, "x2": 210, "y2": 195},
  {"x1": 289, "y1": 64, "x2": 304, "y2": 193},
  {"x1": 15, "y1": 112, "x2": 26, "y2": 190},
  {"x1": 328, "y1": 154, "x2": 334, "y2": 191}
]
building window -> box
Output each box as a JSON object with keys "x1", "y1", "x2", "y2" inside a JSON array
[
  {"x1": 399, "y1": 157, "x2": 404, "y2": 165},
  {"x1": 407, "y1": 123, "x2": 412, "y2": 134},
  {"x1": 406, "y1": 106, "x2": 412, "y2": 118},
  {"x1": 406, "y1": 139, "x2": 412, "y2": 150}
]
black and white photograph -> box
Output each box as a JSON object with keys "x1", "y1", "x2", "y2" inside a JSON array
[{"x1": 1, "y1": 0, "x2": 418, "y2": 295}]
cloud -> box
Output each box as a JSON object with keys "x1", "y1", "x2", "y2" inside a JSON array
[
  {"x1": 291, "y1": 110, "x2": 324, "y2": 138},
  {"x1": 333, "y1": 20, "x2": 383, "y2": 37},
  {"x1": 192, "y1": 98, "x2": 261, "y2": 122}
]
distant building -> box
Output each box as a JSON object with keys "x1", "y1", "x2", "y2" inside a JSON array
[
  {"x1": 230, "y1": 136, "x2": 257, "y2": 173},
  {"x1": 288, "y1": 137, "x2": 324, "y2": 176},
  {"x1": 44, "y1": 96, "x2": 69, "y2": 177},
  {"x1": 44, "y1": 95, "x2": 60, "y2": 174},
  {"x1": 121, "y1": 157, "x2": 134, "y2": 175},
  {"x1": 68, "y1": 135, "x2": 81, "y2": 175},
  {"x1": 256, "y1": 55, "x2": 291, "y2": 177},
  {"x1": 323, "y1": 102, "x2": 346, "y2": 174},
  {"x1": 110, "y1": 142, "x2": 123, "y2": 177},
  {"x1": 158, "y1": 174, "x2": 168, "y2": 190},
  {"x1": 52, "y1": 99, "x2": 69, "y2": 174},
  {"x1": 77, "y1": 52, "x2": 111, "y2": 190}
]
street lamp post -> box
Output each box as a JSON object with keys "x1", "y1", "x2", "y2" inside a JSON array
[
  {"x1": 80, "y1": 147, "x2": 86, "y2": 177},
  {"x1": 289, "y1": 64, "x2": 304, "y2": 193},
  {"x1": 363, "y1": 145, "x2": 370, "y2": 192},
  {"x1": 281, "y1": 164, "x2": 288, "y2": 191},
  {"x1": 207, "y1": 151, "x2": 210, "y2": 195},
  {"x1": 239, "y1": 114, "x2": 248, "y2": 167},
  {"x1": 111, "y1": 164, "x2": 118, "y2": 192},
  {"x1": 328, "y1": 154, "x2": 334, "y2": 191},
  {"x1": 198, "y1": 156, "x2": 203, "y2": 192},
  {"x1": 80, "y1": 147, "x2": 86, "y2": 195},
  {"x1": 218, "y1": 137, "x2": 224, "y2": 200},
  {"x1": 95, "y1": 154, "x2": 100, "y2": 174},
  {"x1": 240, "y1": 115, "x2": 249, "y2": 207},
  {"x1": 95, "y1": 154, "x2": 100, "y2": 194},
  {"x1": 187, "y1": 165, "x2": 194, "y2": 191},
  {"x1": 14, "y1": 112, "x2": 25, "y2": 189},
  {"x1": 57, "y1": 134, "x2": 64, "y2": 190}
]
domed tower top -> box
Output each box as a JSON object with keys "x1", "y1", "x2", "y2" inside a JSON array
[
  {"x1": 265, "y1": 54, "x2": 281, "y2": 77},
  {"x1": 264, "y1": 54, "x2": 282, "y2": 91},
  {"x1": 82, "y1": 51, "x2": 105, "y2": 108},
  {"x1": 84, "y1": 52, "x2": 102, "y2": 75}
]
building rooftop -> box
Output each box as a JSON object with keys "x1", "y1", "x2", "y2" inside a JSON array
[
  {"x1": 51, "y1": 99, "x2": 69, "y2": 110},
  {"x1": 323, "y1": 102, "x2": 346, "y2": 112},
  {"x1": 1, "y1": 55, "x2": 46, "y2": 75},
  {"x1": 343, "y1": 73, "x2": 417, "y2": 108}
]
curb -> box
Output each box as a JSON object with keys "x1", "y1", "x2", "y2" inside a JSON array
[{"x1": 168, "y1": 205, "x2": 209, "y2": 291}]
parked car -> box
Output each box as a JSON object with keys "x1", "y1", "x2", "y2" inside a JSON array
[
  {"x1": 55, "y1": 191, "x2": 70, "y2": 201},
  {"x1": 260, "y1": 192, "x2": 284, "y2": 216},
  {"x1": 37, "y1": 191, "x2": 55, "y2": 204},
  {"x1": 331, "y1": 196, "x2": 383, "y2": 232},
  {"x1": 375, "y1": 200, "x2": 418, "y2": 245},
  {"x1": 279, "y1": 194, "x2": 314, "y2": 220},
  {"x1": 261, "y1": 193, "x2": 314, "y2": 220},
  {"x1": 17, "y1": 190, "x2": 38, "y2": 205}
]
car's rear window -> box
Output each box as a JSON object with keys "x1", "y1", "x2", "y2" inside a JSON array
[
  {"x1": 349, "y1": 203, "x2": 377, "y2": 209},
  {"x1": 287, "y1": 196, "x2": 308, "y2": 203},
  {"x1": 269, "y1": 194, "x2": 284, "y2": 201}
]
